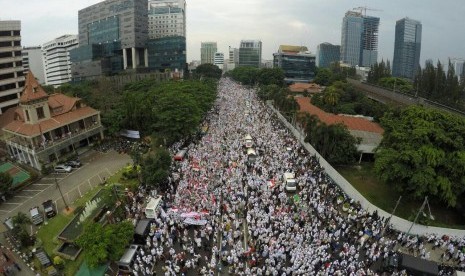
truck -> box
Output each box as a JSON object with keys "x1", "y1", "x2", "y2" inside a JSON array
[
  {"x1": 42, "y1": 200, "x2": 57, "y2": 219},
  {"x1": 283, "y1": 172, "x2": 297, "y2": 191},
  {"x1": 30, "y1": 206, "x2": 44, "y2": 225},
  {"x1": 144, "y1": 196, "x2": 162, "y2": 219}
]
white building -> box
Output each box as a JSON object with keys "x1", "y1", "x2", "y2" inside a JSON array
[
  {"x1": 214, "y1": 52, "x2": 224, "y2": 70},
  {"x1": 42, "y1": 35, "x2": 78, "y2": 87},
  {"x1": 148, "y1": 0, "x2": 186, "y2": 39},
  {"x1": 0, "y1": 20, "x2": 24, "y2": 114},
  {"x1": 22, "y1": 47, "x2": 45, "y2": 84},
  {"x1": 200, "y1": 42, "x2": 217, "y2": 64}
]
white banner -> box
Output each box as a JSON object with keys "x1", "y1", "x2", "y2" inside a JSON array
[
  {"x1": 184, "y1": 218, "x2": 208, "y2": 225},
  {"x1": 120, "y1": 129, "x2": 140, "y2": 139}
]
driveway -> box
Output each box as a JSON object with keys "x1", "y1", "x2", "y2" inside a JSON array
[{"x1": 0, "y1": 150, "x2": 132, "y2": 223}]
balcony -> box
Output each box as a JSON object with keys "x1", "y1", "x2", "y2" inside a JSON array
[{"x1": 6, "y1": 123, "x2": 103, "y2": 155}]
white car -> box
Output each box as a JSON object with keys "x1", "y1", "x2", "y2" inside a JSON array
[{"x1": 54, "y1": 164, "x2": 72, "y2": 173}]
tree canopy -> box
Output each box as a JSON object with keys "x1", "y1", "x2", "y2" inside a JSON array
[
  {"x1": 194, "y1": 63, "x2": 222, "y2": 79},
  {"x1": 141, "y1": 147, "x2": 172, "y2": 189},
  {"x1": 76, "y1": 221, "x2": 134, "y2": 268},
  {"x1": 374, "y1": 106, "x2": 465, "y2": 207},
  {"x1": 0, "y1": 172, "x2": 13, "y2": 195},
  {"x1": 301, "y1": 113, "x2": 360, "y2": 165},
  {"x1": 227, "y1": 66, "x2": 260, "y2": 86}
]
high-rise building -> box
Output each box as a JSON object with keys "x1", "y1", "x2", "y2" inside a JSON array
[
  {"x1": 239, "y1": 40, "x2": 262, "y2": 68},
  {"x1": 42, "y1": 35, "x2": 78, "y2": 86},
  {"x1": 341, "y1": 11, "x2": 379, "y2": 67},
  {"x1": 147, "y1": 36, "x2": 186, "y2": 73},
  {"x1": 392, "y1": 17, "x2": 422, "y2": 80},
  {"x1": 200, "y1": 42, "x2": 217, "y2": 64},
  {"x1": 0, "y1": 20, "x2": 24, "y2": 114},
  {"x1": 453, "y1": 60, "x2": 464, "y2": 81},
  {"x1": 213, "y1": 52, "x2": 224, "y2": 69},
  {"x1": 273, "y1": 45, "x2": 316, "y2": 83},
  {"x1": 148, "y1": 0, "x2": 186, "y2": 39},
  {"x1": 316, "y1": 43, "x2": 340, "y2": 68},
  {"x1": 22, "y1": 47, "x2": 45, "y2": 84},
  {"x1": 70, "y1": 0, "x2": 148, "y2": 81}
]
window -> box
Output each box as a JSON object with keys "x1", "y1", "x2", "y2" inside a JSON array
[
  {"x1": 36, "y1": 107, "x2": 45, "y2": 119},
  {"x1": 25, "y1": 110, "x2": 30, "y2": 121}
]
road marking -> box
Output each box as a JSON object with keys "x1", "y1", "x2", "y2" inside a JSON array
[
  {"x1": 22, "y1": 190, "x2": 43, "y2": 192},
  {"x1": 0, "y1": 210, "x2": 10, "y2": 213},
  {"x1": 14, "y1": 196, "x2": 32, "y2": 199},
  {"x1": 32, "y1": 184, "x2": 52, "y2": 186},
  {"x1": 2, "y1": 202, "x2": 21, "y2": 205}
]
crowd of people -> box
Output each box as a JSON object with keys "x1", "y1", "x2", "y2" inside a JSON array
[{"x1": 122, "y1": 78, "x2": 465, "y2": 275}]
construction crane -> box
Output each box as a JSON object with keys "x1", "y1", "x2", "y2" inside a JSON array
[{"x1": 353, "y1": 6, "x2": 383, "y2": 17}]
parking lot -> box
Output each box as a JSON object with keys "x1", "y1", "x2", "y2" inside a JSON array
[{"x1": 0, "y1": 150, "x2": 132, "y2": 222}]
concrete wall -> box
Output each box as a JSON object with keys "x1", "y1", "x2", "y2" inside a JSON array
[{"x1": 268, "y1": 101, "x2": 465, "y2": 237}]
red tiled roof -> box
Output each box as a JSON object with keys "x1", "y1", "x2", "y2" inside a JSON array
[
  {"x1": 296, "y1": 97, "x2": 384, "y2": 134},
  {"x1": 2, "y1": 106, "x2": 98, "y2": 137},
  {"x1": 19, "y1": 71, "x2": 49, "y2": 103},
  {"x1": 289, "y1": 83, "x2": 323, "y2": 93}
]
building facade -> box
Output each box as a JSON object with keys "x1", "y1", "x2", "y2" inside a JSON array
[
  {"x1": 341, "y1": 11, "x2": 379, "y2": 67},
  {"x1": 316, "y1": 42, "x2": 340, "y2": 68},
  {"x1": 71, "y1": 0, "x2": 149, "y2": 81},
  {"x1": 213, "y1": 52, "x2": 224, "y2": 69},
  {"x1": 147, "y1": 36, "x2": 186, "y2": 73},
  {"x1": 42, "y1": 35, "x2": 78, "y2": 86},
  {"x1": 148, "y1": 0, "x2": 186, "y2": 39},
  {"x1": 273, "y1": 45, "x2": 316, "y2": 83},
  {"x1": 239, "y1": 40, "x2": 262, "y2": 68},
  {"x1": 200, "y1": 42, "x2": 217, "y2": 64},
  {"x1": 0, "y1": 71, "x2": 103, "y2": 170},
  {"x1": 392, "y1": 17, "x2": 422, "y2": 80},
  {"x1": 0, "y1": 20, "x2": 24, "y2": 114},
  {"x1": 22, "y1": 47, "x2": 45, "y2": 84}
]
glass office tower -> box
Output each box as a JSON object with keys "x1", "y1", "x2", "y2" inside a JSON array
[
  {"x1": 317, "y1": 43, "x2": 340, "y2": 68},
  {"x1": 239, "y1": 40, "x2": 262, "y2": 68},
  {"x1": 392, "y1": 17, "x2": 422, "y2": 80}
]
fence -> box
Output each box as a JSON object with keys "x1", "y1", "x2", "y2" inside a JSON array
[{"x1": 267, "y1": 101, "x2": 465, "y2": 237}]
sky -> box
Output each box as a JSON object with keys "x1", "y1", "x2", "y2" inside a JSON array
[{"x1": 1, "y1": 0, "x2": 464, "y2": 66}]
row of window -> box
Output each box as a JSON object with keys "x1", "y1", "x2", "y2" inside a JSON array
[
  {"x1": 0, "y1": 31, "x2": 20, "y2": 37},
  {"x1": 150, "y1": 20, "x2": 178, "y2": 24}
]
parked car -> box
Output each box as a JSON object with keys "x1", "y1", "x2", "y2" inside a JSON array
[
  {"x1": 30, "y1": 206, "x2": 43, "y2": 225},
  {"x1": 54, "y1": 164, "x2": 72, "y2": 173},
  {"x1": 42, "y1": 200, "x2": 57, "y2": 218},
  {"x1": 65, "y1": 160, "x2": 81, "y2": 168}
]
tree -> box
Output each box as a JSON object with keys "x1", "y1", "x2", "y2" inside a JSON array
[
  {"x1": 194, "y1": 64, "x2": 222, "y2": 79},
  {"x1": 314, "y1": 68, "x2": 333, "y2": 86},
  {"x1": 374, "y1": 106, "x2": 465, "y2": 207},
  {"x1": 0, "y1": 172, "x2": 13, "y2": 195},
  {"x1": 228, "y1": 66, "x2": 260, "y2": 85},
  {"x1": 141, "y1": 148, "x2": 171, "y2": 188},
  {"x1": 76, "y1": 221, "x2": 134, "y2": 268},
  {"x1": 256, "y1": 68, "x2": 285, "y2": 86}
]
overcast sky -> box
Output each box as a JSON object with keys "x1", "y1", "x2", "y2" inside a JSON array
[{"x1": 1, "y1": 0, "x2": 464, "y2": 65}]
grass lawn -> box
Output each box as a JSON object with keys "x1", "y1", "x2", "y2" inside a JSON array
[
  {"x1": 34, "y1": 168, "x2": 132, "y2": 275},
  {"x1": 337, "y1": 162, "x2": 465, "y2": 229}
]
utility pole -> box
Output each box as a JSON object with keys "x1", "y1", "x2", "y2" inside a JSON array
[
  {"x1": 55, "y1": 177, "x2": 69, "y2": 211},
  {"x1": 381, "y1": 196, "x2": 401, "y2": 236},
  {"x1": 406, "y1": 196, "x2": 428, "y2": 236}
]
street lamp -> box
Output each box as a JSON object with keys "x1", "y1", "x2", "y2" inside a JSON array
[{"x1": 55, "y1": 177, "x2": 69, "y2": 211}]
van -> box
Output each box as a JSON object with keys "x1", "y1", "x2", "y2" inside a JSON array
[
  {"x1": 117, "y1": 244, "x2": 140, "y2": 274},
  {"x1": 283, "y1": 172, "x2": 297, "y2": 191},
  {"x1": 247, "y1": 148, "x2": 257, "y2": 164},
  {"x1": 30, "y1": 206, "x2": 44, "y2": 225},
  {"x1": 174, "y1": 148, "x2": 188, "y2": 161},
  {"x1": 144, "y1": 196, "x2": 162, "y2": 219},
  {"x1": 42, "y1": 200, "x2": 57, "y2": 218},
  {"x1": 54, "y1": 164, "x2": 72, "y2": 173},
  {"x1": 244, "y1": 134, "x2": 253, "y2": 148}
]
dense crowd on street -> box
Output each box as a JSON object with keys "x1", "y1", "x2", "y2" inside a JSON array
[{"x1": 121, "y1": 78, "x2": 465, "y2": 275}]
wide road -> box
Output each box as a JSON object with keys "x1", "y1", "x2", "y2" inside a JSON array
[{"x1": 0, "y1": 150, "x2": 131, "y2": 224}]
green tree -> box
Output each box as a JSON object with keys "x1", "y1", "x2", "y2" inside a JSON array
[
  {"x1": 194, "y1": 64, "x2": 222, "y2": 79},
  {"x1": 0, "y1": 172, "x2": 13, "y2": 195},
  {"x1": 314, "y1": 68, "x2": 334, "y2": 86},
  {"x1": 228, "y1": 66, "x2": 260, "y2": 85},
  {"x1": 76, "y1": 221, "x2": 134, "y2": 268},
  {"x1": 256, "y1": 68, "x2": 285, "y2": 86},
  {"x1": 141, "y1": 148, "x2": 172, "y2": 187},
  {"x1": 375, "y1": 106, "x2": 465, "y2": 207}
]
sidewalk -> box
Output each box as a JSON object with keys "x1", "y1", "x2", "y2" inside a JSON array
[{"x1": 268, "y1": 102, "x2": 465, "y2": 238}]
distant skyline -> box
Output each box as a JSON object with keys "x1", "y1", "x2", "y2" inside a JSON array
[{"x1": 2, "y1": 0, "x2": 464, "y2": 66}]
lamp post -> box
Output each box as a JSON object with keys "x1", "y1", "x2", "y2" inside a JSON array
[{"x1": 55, "y1": 177, "x2": 69, "y2": 211}]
